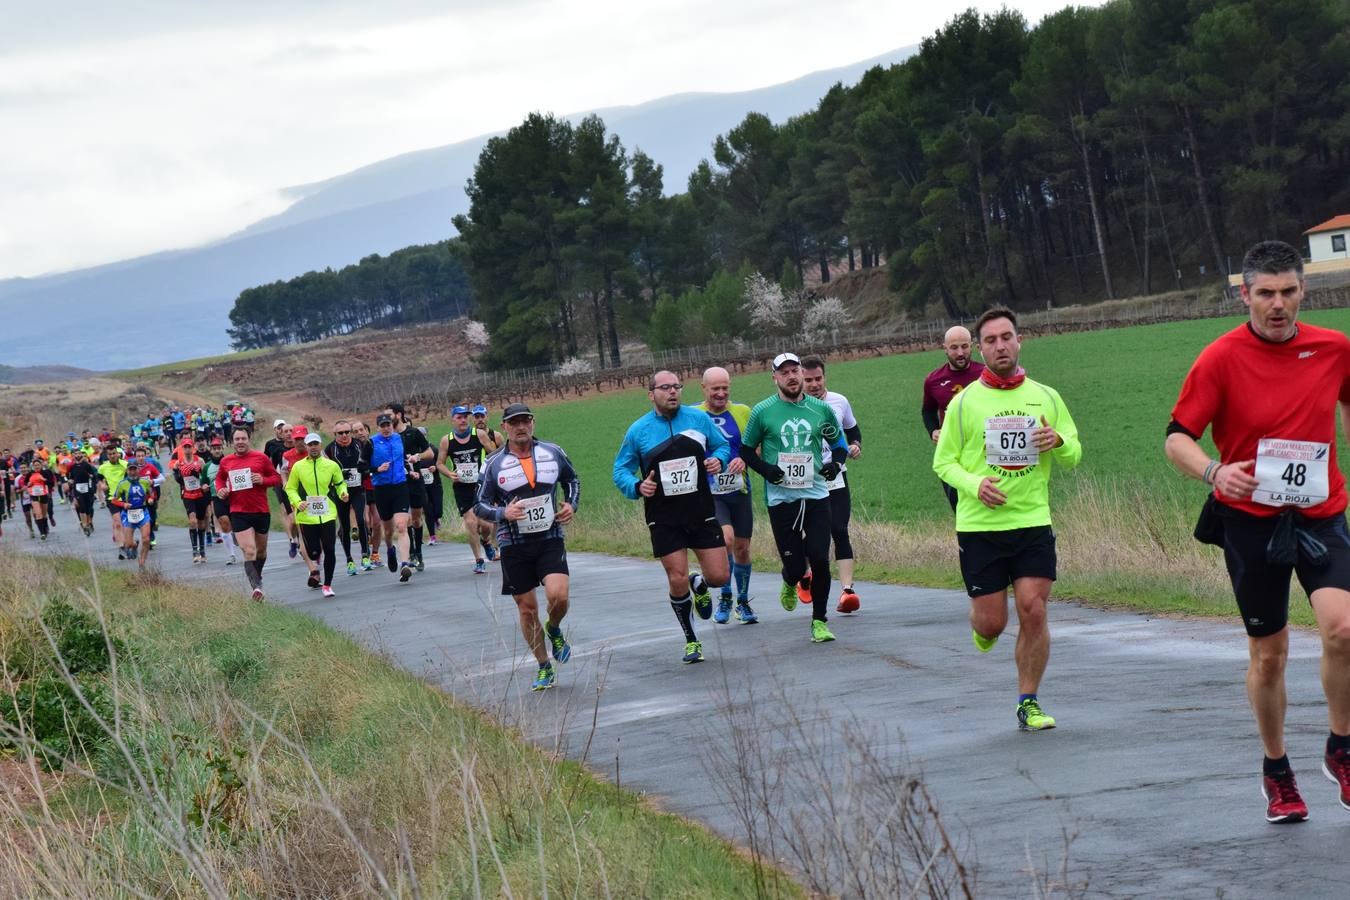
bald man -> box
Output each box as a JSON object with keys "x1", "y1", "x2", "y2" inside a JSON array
[
  {"x1": 695, "y1": 367, "x2": 758, "y2": 624},
  {"x1": 922, "y1": 325, "x2": 986, "y2": 510}
]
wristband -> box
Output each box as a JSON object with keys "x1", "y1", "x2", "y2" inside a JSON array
[{"x1": 1203, "y1": 460, "x2": 1219, "y2": 485}]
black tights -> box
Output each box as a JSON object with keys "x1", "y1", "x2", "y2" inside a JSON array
[
  {"x1": 767, "y1": 498, "x2": 834, "y2": 621},
  {"x1": 337, "y1": 492, "x2": 369, "y2": 561},
  {"x1": 301, "y1": 521, "x2": 338, "y2": 585}
]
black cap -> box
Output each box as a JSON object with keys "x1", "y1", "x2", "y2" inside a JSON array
[
  {"x1": 376, "y1": 413, "x2": 394, "y2": 426},
  {"x1": 502, "y1": 403, "x2": 533, "y2": 421}
]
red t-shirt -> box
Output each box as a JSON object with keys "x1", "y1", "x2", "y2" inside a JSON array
[
  {"x1": 922, "y1": 361, "x2": 986, "y2": 422},
  {"x1": 214, "y1": 450, "x2": 281, "y2": 514},
  {"x1": 1171, "y1": 322, "x2": 1350, "y2": 518},
  {"x1": 175, "y1": 457, "x2": 207, "y2": 499}
]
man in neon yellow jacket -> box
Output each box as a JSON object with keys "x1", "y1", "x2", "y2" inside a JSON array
[{"x1": 286, "y1": 432, "x2": 349, "y2": 597}]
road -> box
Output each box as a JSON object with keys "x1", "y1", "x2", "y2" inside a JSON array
[{"x1": 17, "y1": 515, "x2": 1348, "y2": 898}]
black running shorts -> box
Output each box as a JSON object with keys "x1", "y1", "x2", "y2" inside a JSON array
[
  {"x1": 712, "y1": 491, "x2": 753, "y2": 539},
  {"x1": 230, "y1": 511, "x2": 272, "y2": 535},
  {"x1": 648, "y1": 515, "x2": 725, "y2": 558},
  {"x1": 453, "y1": 483, "x2": 479, "y2": 517},
  {"x1": 212, "y1": 497, "x2": 231, "y2": 521},
  {"x1": 373, "y1": 482, "x2": 411, "y2": 520},
  {"x1": 406, "y1": 477, "x2": 427, "y2": 510},
  {"x1": 501, "y1": 537, "x2": 569, "y2": 596},
  {"x1": 272, "y1": 485, "x2": 293, "y2": 514},
  {"x1": 956, "y1": 526, "x2": 1057, "y2": 598},
  {"x1": 181, "y1": 495, "x2": 210, "y2": 520},
  {"x1": 1220, "y1": 509, "x2": 1350, "y2": 637},
  {"x1": 74, "y1": 490, "x2": 96, "y2": 516}
]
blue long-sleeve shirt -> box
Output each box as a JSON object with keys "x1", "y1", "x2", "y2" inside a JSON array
[
  {"x1": 369, "y1": 431, "x2": 406, "y2": 486},
  {"x1": 612, "y1": 406, "x2": 731, "y2": 500}
]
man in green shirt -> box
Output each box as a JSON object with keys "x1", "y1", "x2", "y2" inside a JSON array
[
  {"x1": 97, "y1": 447, "x2": 129, "y2": 554},
  {"x1": 933, "y1": 307, "x2": 1082, "y2": 731},
  {"x1": 739, "y1": 352, "x2": 848, "y2": 644}
]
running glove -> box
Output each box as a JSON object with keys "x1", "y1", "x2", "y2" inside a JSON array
[{"x1": 819, "y1": 461, "x2": 841, "y2": 481}]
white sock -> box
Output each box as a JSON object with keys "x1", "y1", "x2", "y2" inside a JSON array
[{"x1": 221, "y1": 532, "x2": 236, "y2": 554}]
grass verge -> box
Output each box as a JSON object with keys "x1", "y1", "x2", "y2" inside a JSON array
[{"x1": 0, "y1": 549, "x2": 796, "y2": 897}]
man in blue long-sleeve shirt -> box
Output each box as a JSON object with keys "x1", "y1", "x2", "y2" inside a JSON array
[
  {"x1": 370, "y1": 412, "x2": 415, "y2": 582},
  {"x1": 613, "y1": 369, "x2": 732, "y2": 665}
]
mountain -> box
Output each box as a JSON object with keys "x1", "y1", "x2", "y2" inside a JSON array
[{"x1": 0, "y1": 47, "x2": 915, "y2": 369}]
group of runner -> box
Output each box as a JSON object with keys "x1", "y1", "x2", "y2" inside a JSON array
[{"x1": 4, "y1": 239, "x2": 1347, "y2": 823}]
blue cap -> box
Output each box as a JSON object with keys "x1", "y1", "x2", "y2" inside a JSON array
[
  {"x1": 472, "y1": 404, "x2": 487, "y2": 415},
  {"x1": 451, "y1": 405, "x2": 470, "y2": 415}
]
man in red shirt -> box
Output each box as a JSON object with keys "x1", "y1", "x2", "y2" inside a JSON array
[
  {"x1": 1166, "y1": 239, "x2": 1350, "y2": 824},
  {"x1": 216, "y1": 428, "x2": 282, "y2": 601},
  {"x1": 922, "y1": 325, "x2": 986, "y2": 510}
]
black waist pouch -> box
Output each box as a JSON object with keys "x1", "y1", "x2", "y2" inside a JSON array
[{"x1": 1193, "y1": 495, "x2": 1226, "y2": 547}]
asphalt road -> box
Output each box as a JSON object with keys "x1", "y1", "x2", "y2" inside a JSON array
[{"x1": 15, "y1": 512, "x2": 1349, "y2": 898}]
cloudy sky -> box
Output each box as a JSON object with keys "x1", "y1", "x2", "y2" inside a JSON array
[{"x1": 3, "y1": 0, "x2": 1089, "y2": 279}]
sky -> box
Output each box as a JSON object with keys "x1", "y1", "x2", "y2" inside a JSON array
[{"x1": 2, "y1": 0, "x2": 1093, "y2": 280}]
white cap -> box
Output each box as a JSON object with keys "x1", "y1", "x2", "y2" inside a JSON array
[
  {"x1": 772, "y1": 351, "x2": 801, "y2": 370},
  {"x1": 303, "y1": 432, "x2": 322, "y2": 445},
  {"x1": 274, "y1": 418, "x2": 287, "y2": 427}
]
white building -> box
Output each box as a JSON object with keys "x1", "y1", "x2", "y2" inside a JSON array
[{"x1": 1306, "y1": 215, "x2": 1350, "y2": 262}]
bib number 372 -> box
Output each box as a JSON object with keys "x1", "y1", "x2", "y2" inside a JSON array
[{"x1": 1253, "y1": 438, "x2": 1330, "y2": 509}]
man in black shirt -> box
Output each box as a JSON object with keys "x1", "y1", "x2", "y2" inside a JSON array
[{"x1": 386, "y1": 402, "x2": 435, "y2": 571}]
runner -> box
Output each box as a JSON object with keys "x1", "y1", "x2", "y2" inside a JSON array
[
  {"x1": 738, "y1": 352, "x2": 847, "y2": 644},
  {"x1": 423, "y1": 427, "x2": 445, "y2": 548},
  {"x1": 439, "y1": 405, "x2": 496, "y2": 574},
  {"x1": 97, "y1": 446, "x2": 128, "y2": 553},
  {"x1": 933, "y1": 307, "x2": 1081, "y2": 732},
  {"x1": 802, "y1": 356, "x2": 864, "y2": 614},
  {"x1": 22, "y1": 459, "x2": 52, "y2": 541},
  {"x1": 287, "y1": 432, "x2": 348, "y2": 597},
  {"x1": 694, "y1": 367, "x2": 758, "y2": 624},
  {"x1": 131, "y1": 445, "x2": 162, "y2": 547},
  {"x1": 14, "y1": 463, "x2": 36, "y2": 539},
  {"x1": 475, "y1": 403, "x2": 580, "y2": 691},
  {"x1": 370, "y1": 412, "x2": 415, "y2": 583},
  {"x1": 1165, "y1": 240, "x2": 1350, "y2": 824},
  {"x1": 353, "y1": 421, "x2": 384, "y2": 569},
  {"x1": 386, "y1": 403, "x2": 434, "y2": 572},
  {"x1": 69, "y1": 448, "x2": 100, "y2": 536},
  {"x1": 923, "y1": 325, "x2": 987, "y2": 511},
  {"x1": 171, "y1": 439, "x2": 211, "y2": 563},
  {"x1": 109, "y1": 459, "x2": 155, "y2": 568},
  {"x1": 325, "y1": 419, "x2": 372, "y2": 574},
  {"x1": 205, "y1": 438, "x2": 238, "y2": 565},
  {"x1": 613, "y1": 370, "x2": 731, "y2": 664},
  {"x1": 215, "y1": 428, "x2": 283, "y2": 601},
  {"x1": 264, "y1": 419, "x2": 303, "y2": 560}
]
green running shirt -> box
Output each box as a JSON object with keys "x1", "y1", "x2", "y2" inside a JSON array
[
  {"x1": 932, "y1": 378, "x2": 1081, "y2": 532},
  {"x1": 743, "y1": 393, "x2": 844, "y2": 506}
]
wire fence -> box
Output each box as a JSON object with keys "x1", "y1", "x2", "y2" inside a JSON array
[{"x1": 313, "y1": 285, "x2": 1350, "y2": 415}]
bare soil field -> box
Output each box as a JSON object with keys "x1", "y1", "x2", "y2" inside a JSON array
[{"x1": 0, "y1": 378, "x2": 204, "y2": 447}]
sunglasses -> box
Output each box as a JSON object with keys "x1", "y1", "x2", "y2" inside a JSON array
[{"x1": 334, "y1": 430, "x2": 351, "y2": 436}]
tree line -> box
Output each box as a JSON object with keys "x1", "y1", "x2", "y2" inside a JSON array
[{"x1": 226, "y1": 242, "x2": 471, "y2": 350}]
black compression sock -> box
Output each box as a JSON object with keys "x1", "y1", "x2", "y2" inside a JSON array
[
  {"x1": 190, "y1": 530, "x2": 199, "y2": 553},
  {"x1": 412, "y1": 525, "x2": 423, "y2": 555},
  {"x1": 670, "y1": 593, "x2": 697, "y2": 642},
  {"x1": 1263, "y1": 755, "x2": 1291, "y2": 776},
  {"x1": 1329, "y1": 732, "x2": 1350, "y2": 754}
]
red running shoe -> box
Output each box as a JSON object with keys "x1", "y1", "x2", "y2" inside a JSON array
[
  {"x1": 1262, "y1": 770, "x2": 1308, "y2": 823},
  {"x1": 1323, "y1": 748, "x2": 1350, "y2": 810},
  {"x1": 795, "y1": 574, "x2": 812, "y2": 606},
  {"x1": 836, "y1": 588, "x2": 861, "y2": 614}
]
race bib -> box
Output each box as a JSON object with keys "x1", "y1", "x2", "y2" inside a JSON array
[
  {"x1": 228, "y1": 468, "x2": 253, "y2": 492},
  {"x1": 28, "y1": 484, "x2": 47, "y2": 497},
  {"x1": 344, "y1": 468, "x2": 362, "y2": 487},
  {"x1": 75, "y1": 482, "x2": 90, "y2": 494},
  {"x1": 182, "y1": 476, "x2": 201, "y2": 492},
  {"x1": 984, "y1": 416, "x2": 1039, "y2": 468},
  {"x1": 305, "y1": 496, "x2": 330, "y2": 517},
  {"x1": 778, "y1": 452, "x2": 813, "y2": 490},
  {"x1": 420, "y1": 468, "x2": 434, "y2": 485},
  {"x1": 1253, "y1": 438, "x2": 1330, "y2": 509},
  {"x1": 126, "y1": 508, "x2": 145, "y2": 524},
  {"x1": 712, "y1": 470, "x2": 744, "y2": 495},
  {"x1": 516, "y1": 493, "x2": 555, "y2": 534},
  {"x1": 455, "y1": 462, "x2": 479, "y2": 484},
  {"x1": 659, "y1": 456, "x2": 699, "y2": 496}
]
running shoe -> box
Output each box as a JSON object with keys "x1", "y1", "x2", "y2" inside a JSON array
[
  {"x1": 288, "y1": 540, "x2": 299, "y2": 559},
  {"x1": 251, "y1": 588, "x2": 264, "y2": 603},
  {"x1": 484, "y1": 543, "x2": 498, "y2": 562},
  {"x1": 1263, "y1": 770, "x2": 1308, "y2": 823},
  {"x1": 734, "y1": 600, "x2": 758, "y2": 624},
  {"x1": 545, "y1": 623, "x2": 571, "y2": 663},
  {"x1": 414, "y1": 554, "x2": 425, "y2": 572},
  {"x1": 810, "y1": 620, "x2": 835, "y2": 643},
  {"x1": 796, "y1": 574, "x2": 812, "y2": 606},
  {"x1": 779, "y1": 581, "x2": 798, "y2": 612},
  {"x1": 531, "y1": 664, "x2": 556, "y2": 691},
  {"x1": 719, "y1": 587, "x2": 733, "y2": 603},
  {"x1": 226, "y1": 554, "x2": 237, "y2": 566},
  {"x1": 427, "y1": 535, "x2": 438, "y2": 546},
  {"x1": 306, "y1": 572, "x2": 320, "y2": 589},
  {"x1": 473, "y1": 559, "x2": 487, "y2": 575},
  {"x1": 40, "y1": 533, "x2": 47, "y2": 542},
  {"x1": 149, "y1": 537, "x2": 156, "y2": 548},
  {"x1": 361, "y1": 556, "x2": 373, "y2": 571},
  {"x1": 973, "y1": 630, "x2": 999, "y2": 653},
  {"x1": 837, "y1": 588, "x2": 861, "y2": 615},
  {"x1": 1324, "y1": 747, "x2": 1350, "y2": 810},
  {"x1": 347, "y1": 560, "x2": 358, "y2": 576},
  {"x1": 689, "y1": 573, "x2": 712, "y2": 620},
  {"x1": 714, "y1": 598, "x2": 732, "y2": 624},
  {"x1": 321, "y1": 585, "x2": 335, "y2": 599},
  {"x1": 399, "y1": 562, "x2": 413, "y2": 583},
  {"x1": 1017, "y1": 698, "x2": 1056, "y2": 731},
  {"x1": 682, "y1": 641, "x2": 705, "y2": 664},
  {"x1": 386, "y1": 546, "x2": 397, "y2": 572}
]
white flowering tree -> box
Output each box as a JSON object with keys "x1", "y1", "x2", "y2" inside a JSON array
[
  {"x1": 554, "y1": 357, "x2": 594, "y2": 376},
  {"x1": 799, "y1": 295, "x2": 852, "y2": 344},
  {"x1": 462, "y1": 319, "x2": 490, "y2": 350},
  {"x1": 744, "y1": 272, "x2": 786, "y2": 333}
]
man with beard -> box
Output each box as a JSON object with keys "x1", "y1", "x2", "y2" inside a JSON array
[{"x1": 923, "y1": 325, "x2": 986, "y2": 511}]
